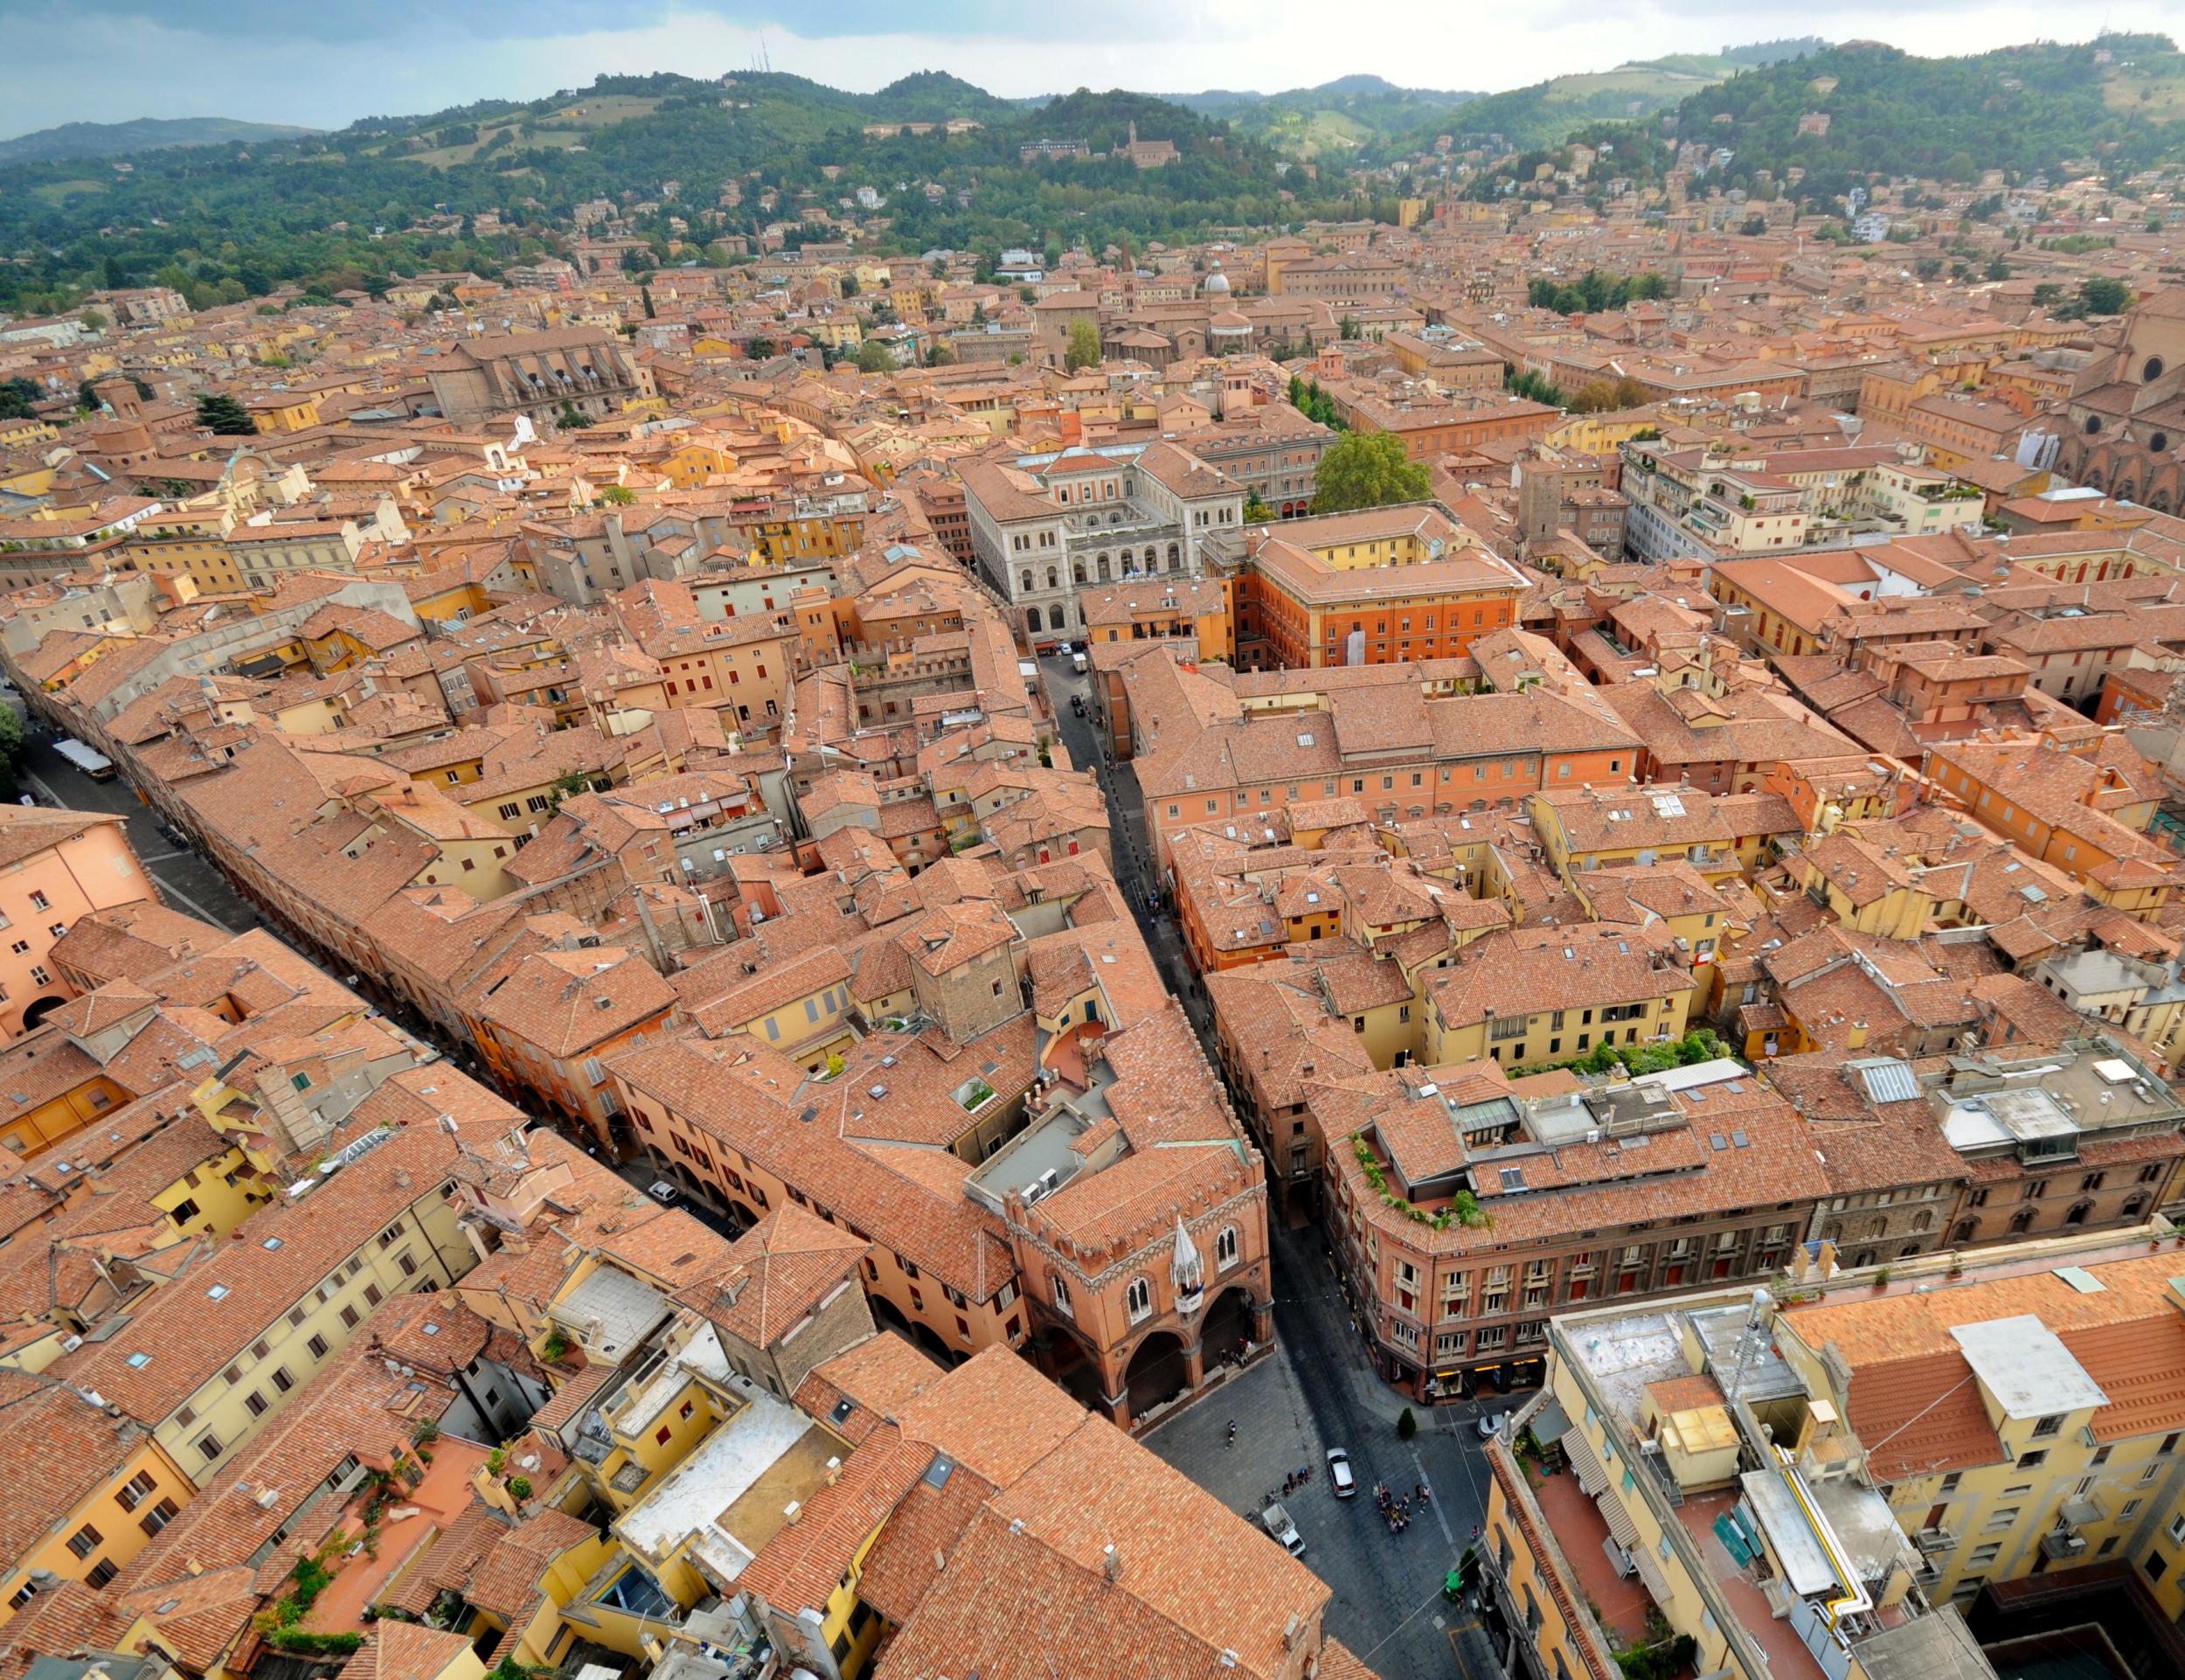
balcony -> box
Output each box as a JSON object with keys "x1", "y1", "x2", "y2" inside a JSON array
[
  {"x1": 1913, "y1": 1525, "x2": 1958, "y2": 1555},
  {"x1": 2040, "y1": 1526, "x2": 2091, "y2": 1562}
]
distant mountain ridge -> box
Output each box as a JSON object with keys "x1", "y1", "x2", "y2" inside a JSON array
[{"x1": 0, "y1": 116, "x2": 319, "y2": 164}]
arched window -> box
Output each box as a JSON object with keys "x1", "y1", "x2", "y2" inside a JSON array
[
  {"x1": 2085, "y1": 415, "x2": 2103, "y2": 434},
  {"x1": 2147, "y1": 356, "x2": 2168, "y2": 383},
  {"x1": 1020, "y1": 570, "x2": 1033, "y2": 594},
  {"x1": 1953, "y1": 1218, "x2": 1977, "y2": 1244},
  {"x1": 2064, "y1": 1200, "x2": 2093, "y2": 1226},
  {"x1": 1168, "y1": 543, "x2": 1181, "y2": 569},
  {"x1": 2151, "y1": 432, "x2": 2171, "y2": 455},
  {"x1": 1072, "y1": 560, "x2": 1086, "y2": 584},
  {"x1": 1051, "y1": 1273, "x2": 1073, "y2": 1316},
  {"x1": 2009, "y1": 1207, "x2": 2036, "y2": 1234},
  {"x1": 2124, "y1": 1192, "x2": 2151, "y2": 1219},
  {"x1": 1126, "y1": 1275, "x2": 1153, "y2": 1322},
  {"x1": 1215, "y1": 1226, "x2": 1238, "y2": 1268},
  {"x1": 1097, "y1": 553, "x2": 1111, "y2": 580},
  {"x1": 1047, "y1": 566, "x2": 1058, "y2": 590},
  {"x1": 1026, "y1": 607, "x2": 1042, "y2": 633}
]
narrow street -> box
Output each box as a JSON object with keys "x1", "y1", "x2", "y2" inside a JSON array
[{"x1": 1041, "y1": 652, "x2": 1505, "y2": 1678}]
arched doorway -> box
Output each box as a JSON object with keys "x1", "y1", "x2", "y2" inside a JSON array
[
  {"x1": 1046, "y1": 1332, "x2": 1106, "y2": 1412},
  {"x1": 1202, "y1": 1285, "x2": 1255, "y2": 1366},
  {"x1": 20, "y1": 995, "x2": 66, "y2": 1031},
  {"x1": 871, "y1": 1295, "x2": 912, "y2": 1336},
  {"x1": 1124, "y1": 1330, "x2": 1187, "y2": 1419},
  {"x1": 725, "y1": 1200, "x2": 758, "y2": 1232},
  {"x1": 912, "y1": 1322, "x2": 952, "y2": 1364}
]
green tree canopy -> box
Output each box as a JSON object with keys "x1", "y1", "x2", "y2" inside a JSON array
[
  {"x1": 194, "y1": 392, "x2": 255, "y2": 435},
  {"x1": 1063, "y1": 318, "x2": 1101, "y2": 372},
  {"x1": 856, "y1": 338, "x2": 897, "y2": 373},
  {"x1": 2080, "y1": 276, "x2": 2133, "y2": 317},
  {"x1": 1312, "y1": 431, "x2": 1429, "y2": 515}
]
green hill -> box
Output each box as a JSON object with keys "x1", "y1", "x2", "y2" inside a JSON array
[
  {"x1": 1168, "y1": 75, "x2": 1484, "y2": 159},
  {"x1": 0, "y1": 116, "x2": 318, "y2": 164},
  {"x1": 0, "y1": 72, "x2": 1390, "y2": 317},
  {"x1": 1657, "y1": 33, "x2": 2185, "y2": 198},
  {"x1": 1420, "y1": 40, "x2": 1828, "y2": 156}
]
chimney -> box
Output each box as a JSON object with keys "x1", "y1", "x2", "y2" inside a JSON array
[{"x1": 1103, "y1": 1543, "x2": 1123, "y2": 1583}]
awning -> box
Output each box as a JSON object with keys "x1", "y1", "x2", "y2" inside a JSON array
[
  {"x1": 1562, "y1": 1425, "x2": 1611, "y2": 1497},
  {"x1": 1631, "y1": 1535, "x2": 1673, "y2": 1602},
  {"x1": 2061, "y1": 1495, "x2": 2105, "y2": 1527},
  {"x1": 1597, "y1": 1484, "x2": 1641, "y2": 1552}
]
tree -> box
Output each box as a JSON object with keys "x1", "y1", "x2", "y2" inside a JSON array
[
  {"x1": 2080, "y1": 277, "x2": 2133, "y2": 317},
  {"x1": 1313, "y1": 431, "x2": 1429, "y2": 515},
  {"x1": 195, "y1": 392, "x2": 255, "y2": 435},
  {"x1": 839, "y1": 273, "x2": 860, "y2": 298},
  {"x1": 597, "y1": 484, "x2": 636, "y2": 506},
  {"x1": 1063, "y1": 319, "x2": 1101, "y2": 373},
  {"x1": 1983, "y1": 256, "x2": 2012, "y2": 282},
  {"x1": 556, "y1": 399, "x2": 593, "y2": 431},
  {"x1": 1242, "y1": 489, "x2": 1274, "y2": 523},
  {"x1": 78, "y1": 309, "x2": 108, "y2": 331},
  {"x1": 3, "y1": 378, "x2": 46, "y2": 420},
  {"x1": 1338, "y1": 314, "x2": 1360, "y2": 341},
  {"x1": 856, "y1": 339, "x2": 897, "y2": 373},
  {"x1": 640, "y1": 284, "x2": 656, "y2": 319},
  {"x1": 745, "y1": 337, "x2": 777, "y2": 360},
  {"x1": 925, "y1": 343, "x2": 958, "y2": 367},
  {"x1": 1396, "y1": 1406, "x2": 1418, "y2": 1441},
  {"x1": 0, "y1": 705, "x2": 23, "y2": 802},
  {"x1": 1568, "y1": 376, "x2": 1648, "y2": 413}
]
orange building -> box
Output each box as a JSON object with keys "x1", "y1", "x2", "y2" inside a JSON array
[
  {"x1": 0, "y1": 805, "x2": 160, "y2": 1037},
  {"x1": 1236, "y1": 504, "x2": 1529, "y2": 669}
]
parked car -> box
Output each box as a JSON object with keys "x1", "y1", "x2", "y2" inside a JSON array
[
  {"x1": 1476, "y1": 1411, "x2": 1509, "y2": 1440},
  {"x1": 1260, "y1": 1500, "x2": 1305, "y2": 1555},
  {"x1": 647, "y1": 1180, "x2": 681, "y2": 1204},
  {"x1": 1070, "y1": 693, "x2": 1085, "y2": 716},
  {"x1": 1326, "y1": 1447, "x2": 1356, "y2": 1498}
]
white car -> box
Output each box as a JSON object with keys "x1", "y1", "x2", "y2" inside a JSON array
[
  {"x1": 1326, "y1": 1447, "x2": 1356, "y2": 1498},
  {"x1": 1476, "y1": 1411, "x2": 1509, "y2": 1440},
  {"x1": 1260, "y1": 1500, "x2": 1305, "y2": 1555},
  {"x1": 647, "y1": 1180, "x2": 681, "y2": 1204}
]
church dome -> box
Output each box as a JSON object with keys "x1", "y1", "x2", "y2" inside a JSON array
[{"x1": 1203, "y1": 262, "x2": 1231, "y2": 295}]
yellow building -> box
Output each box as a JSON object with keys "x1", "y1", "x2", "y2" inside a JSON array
[
  {"x1": 0, "y1": 1379, "x2": 195, "y2": 1622},
  {"x1": 117, "y1": 504, "x2": 242, "y2": 594},
  {"x1": 1424, "y1": 924, "x2": 1696, "y2": 1069},
  {"x1": 46, "y1": 1123, "x2": 476, "y2": 1490}
]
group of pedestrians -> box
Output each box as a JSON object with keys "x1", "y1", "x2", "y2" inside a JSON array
[{"x1": 1375, "y1": 1481, "x2": 1429, "y2": 1535}]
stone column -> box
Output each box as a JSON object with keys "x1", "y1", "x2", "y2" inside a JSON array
[{"x1": 1181, "y1": 1339, "x2": 1206, "y2": 1391}]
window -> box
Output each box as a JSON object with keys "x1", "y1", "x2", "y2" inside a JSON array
[
  {"x1": 170, "y1": 1197, "x2": 201, "y2": 1224},
  {"x1": 85, "y1": 1559, "x2": 118, "y2": 1589},
  {"x1": 1215, "y1": 1225, "x2": 1239, "y2": 1268},
  {"x1": 197, "y1": 1433, "x2": 224, "y2": 1462},
  {"x1": 307, "y1": 1334, "x2": 329, "y2": 1359},
  {"x1": 65, "y1": 1524, "x2": 101, "y2": 1560},
  {"x1": 272, "y1": 1366, "x2": 294, "y2": 1393},
  {"x1": 1126, "y1": 1275, "x2": 1153, "y2": 1322},
  {"x1": 2031, "y1": 1413, "x2": 2063, "y2": 1439},
  {"x1": 1051, "y1": 1274, "x2": 1072, "y2": 1317},
  {"x1": 117, "y1": 1470, "x2": 157, "y2": 1511},
  {"x1": 140, "y1": 1498, "x2": 178, "y2": 1537},
  {"x1": 340, "y1": 1304, "x2": 360, "y2": 1329}
]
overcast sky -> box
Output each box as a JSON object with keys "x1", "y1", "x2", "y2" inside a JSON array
[{"x1": 0, "y1": 2, "x2": 2174, "y2": 137}]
